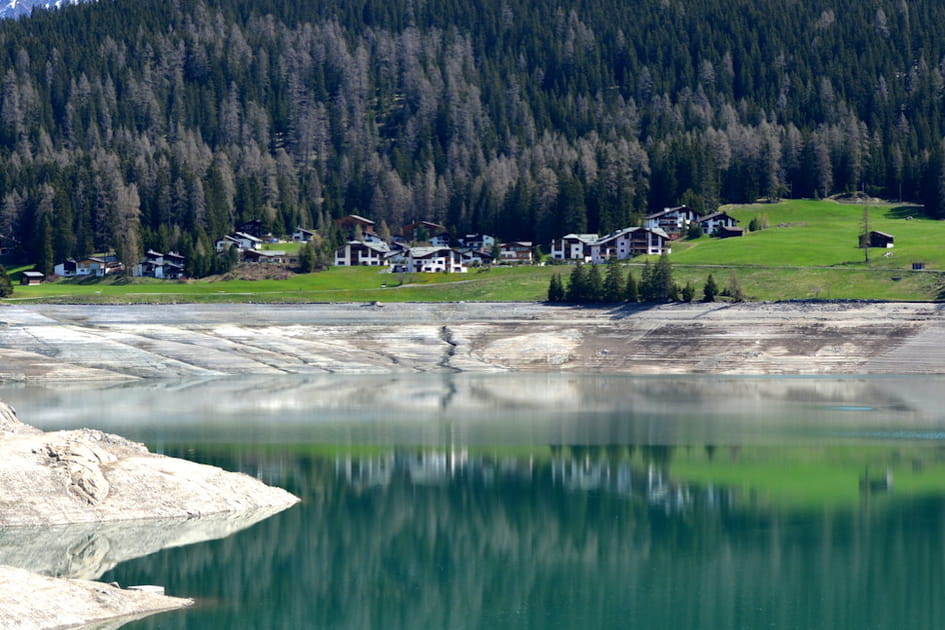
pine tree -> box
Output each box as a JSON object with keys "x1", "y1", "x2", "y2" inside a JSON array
[
  {"x1": 546, "y1": 272, "x2": 563, "y2": 302},
  {"x1": 681, "y1": 281, "x2": 695, "y2": 302},
  {"x1": 602, "y1": 257, "x2": 625, "y2": 302},
  {"x1": 640, "y1": 260, "x2": 656, "y2": 302},
  {"x1": 299, "y1": 241, "x2": 316, "y2": 272},
  {"x1": 655, "y1": 252, "x2": 674, "y2": 301},
  {"x1": 625, "y1": 269, "x2": 639, "y2": 303},
  {"x1": 703, "y1": 274, "x2": 719, "y2": 302},
  {"x1": 587, "y1": 264, "x2": 604, "y2": 302},
  {"x1": 0, "y1": 265, "x2": 12, "y2": 297},
  {"x1": 566, "y1": 263, "x2": 589, "y2": 302}
]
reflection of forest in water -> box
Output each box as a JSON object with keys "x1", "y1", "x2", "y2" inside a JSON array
[{"x1": 109, "y1": 446, "x2": 945, "y2": 630}]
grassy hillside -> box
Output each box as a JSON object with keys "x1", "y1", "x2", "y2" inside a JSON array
[{"x1": 3, "y1": 199, "x2": 943, "y2": 304}]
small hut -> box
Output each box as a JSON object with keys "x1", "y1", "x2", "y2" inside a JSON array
[
  {"x1": 20, "y1": 271, "x2": 44, "y2": 286},
  {"x1": 861, "y1": 231, "x2": 894, "y2": 248}
]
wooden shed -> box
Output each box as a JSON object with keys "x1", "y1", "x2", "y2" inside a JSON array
[
  {"x1": 20, "y1": 271, "x2": 44, "y2": 285},
  {"x1": 862, "y1": 231, "x2": 894, "y2": 248}
]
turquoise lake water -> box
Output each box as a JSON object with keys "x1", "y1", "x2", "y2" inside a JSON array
[{"x1": 3, "y1": 374, "x2": 945, "y2": 629}]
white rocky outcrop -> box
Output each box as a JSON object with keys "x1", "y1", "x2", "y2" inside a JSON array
[{"x1": 0, "y1": 401, "x2": 300, "y2": 629}]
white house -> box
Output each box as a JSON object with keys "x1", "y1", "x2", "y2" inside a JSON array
[
  {"x1": 589, "y1": 227, "x2": 671, "y2": 263},
  {"x1": 460, "y1": 248, "x2": 494, "y2": 266},
  {"x1": 643, "y1": 205, "x2": 700, "y2": 235},
  {"x1": 292, "y1": 227, "x2": 317, "y2": 242},
  {"x1": 54, "y1": 256, "x2": 121, "y2": 277},
  {"x1": 135, "y1": 250, "x2": 186, "y2": 279},
  {"x1": 334, "y1": 240, "x2": 392, "y2": 267},
  {"x1": 405, "y1": 247, "x2": 467, "y2": 273},
  {"x1": 550, "y1": 234, "x2": 598, "y2": 261},
  {"x1": 499, "y1": 241, "x2": 534, "y2": 264},
  {"x1": 698, "y1": 212, "x2": 738, "y2": 234},
  {"x1": 459, "y1": 234, "x2": 496, "y2": 250},
  {"x1": 215, "y1": 232, "x2": 263, "y2": 253}
]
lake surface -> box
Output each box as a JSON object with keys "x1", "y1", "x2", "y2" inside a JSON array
[{"x1": 4, "y1": 374, "x2": 945, "y2": 629}]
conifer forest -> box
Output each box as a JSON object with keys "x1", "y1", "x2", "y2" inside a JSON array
[{"x1": 1, "y1": 0, "x2": 944, "y2": 275}]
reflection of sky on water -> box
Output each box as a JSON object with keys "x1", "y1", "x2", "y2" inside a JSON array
[{"x1": 2, "y1": 373, "x2": 945, "y2": 448}]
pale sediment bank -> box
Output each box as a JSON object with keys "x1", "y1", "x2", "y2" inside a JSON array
[
  {"x1": 0, "y1": 401, "x2": 300, "y2": 629},
  {"x1": 1, "y1": 301, "x2": 944, "y2": 378}
]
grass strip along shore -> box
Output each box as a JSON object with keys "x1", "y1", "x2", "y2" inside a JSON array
[{"x1": 3, "y1": 199, "x2": 943, "y2": 304}]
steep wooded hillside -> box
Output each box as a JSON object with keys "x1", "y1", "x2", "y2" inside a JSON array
[{"x1": 0, "y1": 0, "x2": 942, "y2": 273}]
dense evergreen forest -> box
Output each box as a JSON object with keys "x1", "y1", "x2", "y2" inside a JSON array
[{"x1": 1, "y1": 0, "x2": 944, "y2": 275}]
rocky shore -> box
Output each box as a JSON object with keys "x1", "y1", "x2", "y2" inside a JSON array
[
  {"x1": 0, "y1": 401, "x2": 299, "y2": 629},
  {"x1": 1, "y1": 301, "x2": 944, "y2": 378}
]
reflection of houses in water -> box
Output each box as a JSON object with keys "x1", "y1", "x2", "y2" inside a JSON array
[
  {"x1": 335, "y1": 454, "x2": 396, "y2": 489},
  {"x1": 550, "y1": 458, "x2": 694, "y2": 512},
  {"x1": 334, "y1": 448, "x2": 734, "y2": 514}
]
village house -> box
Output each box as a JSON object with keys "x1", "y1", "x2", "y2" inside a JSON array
[
  {"x1": 336, "y1": 214, "x2": 376, "y2": 239},
  {"x1": 863, "y1": 231, "x2": 895, "y2": 248},
  {"x1": 405, "y1": 247, "x2": 467, "y2": 273},
  {"x1": 550, "y1": 233, "x2": 598, "y2": 261},
  {"x1": 334, "y1": 240, "x2": 392, "y2": 267},
  {"x1": 19, "y1": 270, "x2": 44, "y2": 285},
  {"x1": 403, "y1": 220, "x2": 447, "y2": 244},
  {"x1": 698, "y1": 211, "x2": 739, "y2": 234},
  {"x1": 215, "y1": 232, "x2": 263, "y2": 253},
  {"x1": 0, "y1": 234, "x2": 14, "y2": 256},
  {"x1": 292, "y1": 227, "x2": 317, "y2": 242},
  {"x1": 590, "y1": 227, "x2": 672, "y2": 263},
  {"x1": 53, "y1": 256, "x2": 123, "y2": 278},
  {"x1": 242, "y1": 249, "x2": 289, "y2": 264},
  {"x1": 643, "y1": 205, "x2": 700, "y2": 236},
  {"x1": 235, "y1": 219, "x2": 265, "y2": 238},
  {"x1": 135, "y1": 250, "x2": 186, "y2": 279},
  {"x1": 718, "y1": 225, "x2": 744, "y2": 238},
  {"x1": 460, "y1": 248, "x2": 494, "y2": 267},
  {"x1": 499, "y1": 241, "x2": 534, "y2": 264},
  {"x1": 458, "y1": 234, "x2": 496, "y2": 251}
]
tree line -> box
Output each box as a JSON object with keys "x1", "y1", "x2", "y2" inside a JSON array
[
  {"x1": 547, "y1": 256, "x2": 741, "y2": 304},
  {"x1": 0, "y1": 0, "x2": 944, "y2": 274}
]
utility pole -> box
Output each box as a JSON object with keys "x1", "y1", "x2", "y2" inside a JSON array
[{"x1": 862, "y1": 192, "x2": 870, "y2": 264}]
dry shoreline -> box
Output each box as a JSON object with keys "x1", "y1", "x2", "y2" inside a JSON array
[{"x1": 1, "y1": 301, "x2": 944, "y2": 378}]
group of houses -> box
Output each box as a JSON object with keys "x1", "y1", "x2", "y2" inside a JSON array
[
  {"x1": 27, "y1": 204, "x2": 744, "y2": 284},
  {"x1": 51, "y1": 250, "x2": 188, "y2": 281},
  {"x1": 331, "y1": 215, "x2": 534, "y2": 274},
  {"x1": 550, "y1": 205, "x2": 741, "y2": 263}
]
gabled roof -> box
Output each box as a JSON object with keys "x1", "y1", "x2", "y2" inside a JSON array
[
  {"x1": 233, "y1": 231, "x2": 263, "y2": 242},
  {"x1": 698, "y1": 211, "x2": 735, "y2": 222},
  {"x1": 337, "y1": 214, "x2": 375, "y2": 226},
  {"x1": 559, "y1": 233, "x2": 600, "y2": 244},
  {"x1": 594, "y1": 226, "x2": 670, "y2": 245},
  {"x1": 645, "y1": 205, "x2": 696, "y2": 219},
  {"x1": 408, "y1": 246, "x2": 457, "y2": 258},
  {"x1": 346, "y1": 239, "x2": 391, "y2": 254}
]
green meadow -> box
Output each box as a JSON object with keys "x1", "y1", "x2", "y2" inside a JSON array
[{"x1": 3, "y1": 199, "x2": 943, "y2": 303}]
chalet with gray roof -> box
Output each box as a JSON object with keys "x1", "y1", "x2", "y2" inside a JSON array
[
  {"x1": 405, "y1": 247, "x2": 467, "y2": 273},
  {"x1": 643, "y1": 205, "x2": 699, "y2": 236},
  {"x1": 590, "y1": 227, "x2": 671, "y2": 263},
  {"x1": 499, "y1": 241, "x2": 534, "y2": 264},
  {"x1": 698, "y1": 211, "x2": 739, "y2": 234},
  {"x1": 135, "y1": 250, "x2": 186, "y2": 279},
  {"x1": 292, "y1": 227, "x2": 317, "y2": 242},
  {"x1": 334, "y1": 240, "x2": 392, "y2": 267},
  {"x1": 550, "y1": 234, "x2": 598, "y2": 261}
]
